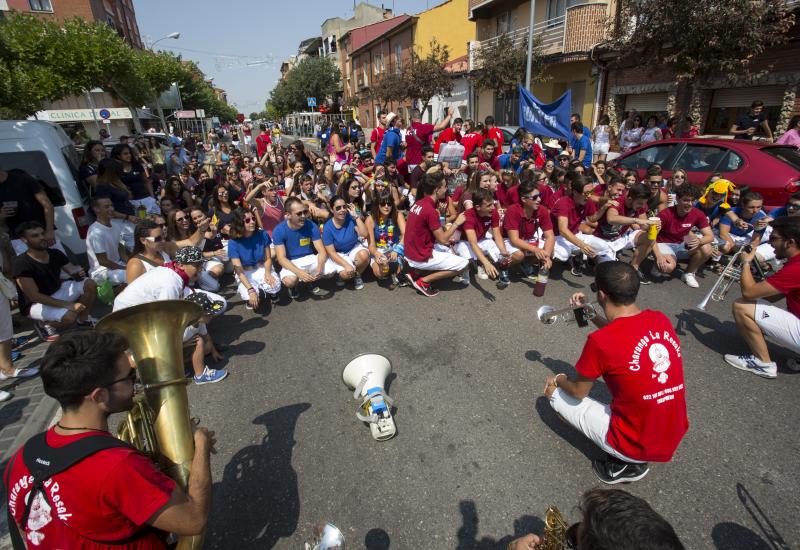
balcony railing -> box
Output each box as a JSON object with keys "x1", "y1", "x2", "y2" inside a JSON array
[{"x1": 468, "y1": 14, "x2": 565, "y2": 71}]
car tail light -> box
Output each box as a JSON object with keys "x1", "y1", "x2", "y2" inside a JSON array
[
  {"x1": 786, "y1": 179, "x2": 800, "y2": 193},
  {"x1": 72, "y1": 207, "x2": 91, "y2": 238}
]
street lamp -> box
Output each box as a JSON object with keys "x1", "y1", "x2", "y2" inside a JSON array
[
  {"x1": 149, "y1": 33, "x2": 180, "y2": 132},
  {"x1": 151, "y1": 32, "x2": 180, "y2": 49}
]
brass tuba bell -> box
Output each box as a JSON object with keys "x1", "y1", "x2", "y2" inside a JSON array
[{"x1": 97, "y1": 300, "x2": 204, "y2": 550}]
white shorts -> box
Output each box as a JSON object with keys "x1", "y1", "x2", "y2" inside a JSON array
[
  {"x1": 28, "y1": 280, "x2": 88, "y2": 322},
  {"x1": 183, "y1": 322, "x2": 208, "y2": 343},
  {"x1": 549, "y1": 387, "x2": 643, "y2": 463},
  {"x1": 235, "y1": 265, "x2": 282, "y2": 300},
  {"x1": 129, "y1": 196, "x2": 161, "y2": 215},
  {"x1": 329, "y1": 245, "x2": 369, "y2": 273},
  {"x1": 90, "y1": 268, "x2": 127, "y2": 285},
  {"x1": 754, "y1": 300, "x2": 800, "y2": 354},
  {"x1": 12, "y1": 237, "x2": 66, "y2": 257},
  {"x1": 756, "y1": 242, "x2": 776, "y2": 262},
  {"x1": 553, "y1": 234, "x2": 615, "y2": 263},
  {"x1": 656, "y1": 242, "x2": 690, "y2": 260},
  {"x1": 406, "y1": 244, "x2": 468, "y2": 273},
  {"x1": 279, "y1": 253, "x2": 339, "y2": 281},
  {"x1": 0, "y1": 295, "x2": 12, "y2": 342},
  {"x1": 593, "y1": 142, "x2": 610, "y2": 156},
  {"x1": 454, "y1": 236, "x2": 501, "y2": 262},
  {"x1": 504, "y1": 230, "x2": 544, "y2": 256},
  {"x1": 604, "y1": 230, "x2": 642, "y2": 253}
]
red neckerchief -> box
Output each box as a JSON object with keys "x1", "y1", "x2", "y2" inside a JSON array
[{"x1": 163, "y1": 262, "x2": 190, "y2": 288}]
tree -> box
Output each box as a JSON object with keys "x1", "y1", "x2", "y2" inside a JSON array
[
  {"x1": 405, "y1": 39, "x2": 454, "y2": 114},
  {"x1": 268, "y1": 56, "x2": 340, "y2": 114},
  {"x1": 608, "y1": 0, "x2": 795, "y2": 117},
  {"x1": 370, "y1": 72, "x2": 407, "y2": 111}
]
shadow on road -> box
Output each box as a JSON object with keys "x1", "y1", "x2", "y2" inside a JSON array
[
  {"x1": 674, "y1": 308, "x2": 738, "y2": 356},
  {"x1": 524, "y1": 351, "x2": 611, "y2": 402},
  {"x1": 365, "y1": 527, "x2": 391, "y2": 549},
  {"x1": 456, "y1": 500, "x2": 544, "y2": 550},
  {"x1": 207, "y1": 403, "x2": 311, "y2": 549},
  {"x1": 534, "y1": 396, "x2": 604, "y2": 462},
  {"x1": 710, "y1": 483, "x2": 793, "y2": 550}
]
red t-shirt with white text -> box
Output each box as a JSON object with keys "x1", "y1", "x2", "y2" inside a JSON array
[
  {"x1": 656, "y1": 206, "x2": 709, "y2": 244},
  {"x1": 6, "y1": 429, "x2": 175, "y2": 549},
  {"x1": 551, "y1": 195, "x2": 597, "y2": 236},
  {"x1": 434, "y1": 127, "x2": 461, "y2": 153},
  {"x1": 576, "y1": 310, "x2": 689, "y2": 462},
  {"x1": 404, "y1": 195, "x2": 441, "y2": 262},
  {"x1": 766, "y1": 253, "x2": 800, "y2": 318},
  {"x1": 461, "y1": 132, "x2": 484, "y2": 158},
  {"x1": 461, "y1": 207, "x2": 499, "y2": 241},
  {"x1": 405, "y1": 122, "x2": 434, "y2": 165},
  {"x1": 502, "y1": 203, "x2": 553, "y2": 240},
  {"x1": 486, "y1": 127, "x2": 504, "y2": 150}
]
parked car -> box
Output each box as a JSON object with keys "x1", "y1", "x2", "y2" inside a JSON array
[{"x1": 611, "y1": 138, "x2": 800, "y2": 208}]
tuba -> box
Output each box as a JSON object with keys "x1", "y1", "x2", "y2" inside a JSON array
[{"x1": 96, "y1": 300, "x2": 204, "y2": 550}]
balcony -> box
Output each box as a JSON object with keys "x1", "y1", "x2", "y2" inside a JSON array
[{"x1": 468, "y1": 3, "x2": 608, "y2": 71}]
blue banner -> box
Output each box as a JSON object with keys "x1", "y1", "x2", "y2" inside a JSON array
[{"x1": 518, "y1": 84, "x2": 572, "y2": 141}]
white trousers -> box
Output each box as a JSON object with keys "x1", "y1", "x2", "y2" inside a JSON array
[
  {"x1": 406, "y1": 244, "x2": 468, "y2": 272},
  {"x1": 454, "y1": 237, "x2": 501, "y2": 262},
  {"x1": 235, "y1": 266, "x2": 282, "y2": 300},
  {"x1": 279, "y1": 253, "x2": 339, "y2": 281},
  {"x1": 553, "y1": 234, "x2": 616, "y2": 263}
]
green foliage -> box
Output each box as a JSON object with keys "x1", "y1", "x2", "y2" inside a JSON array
[
  {"x1": 370, "y1": 72, "x2": 407, "y2": 110},
  {"x1": 269, "y1": 56, "x2": 341, "y2": 115},
  {"x1": 472, "y1": 33, "x2": 547, "y2": 97},
  {"x1": 609, "y1": 0, "x2": 794, "y2": 82},
  {"x1": 174, "y1": 60, "x2": 237, "y2": 122},
  {"x1": 406, "y1": 39, "x2": 453, "y2": 112}
]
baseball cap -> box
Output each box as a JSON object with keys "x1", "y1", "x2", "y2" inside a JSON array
[
  {"x1": 184, "y1": 291, "x2": 225, "y2": 316},
  {"x1": 174, "y1": 246, "x2": 204, "y2": 265}
]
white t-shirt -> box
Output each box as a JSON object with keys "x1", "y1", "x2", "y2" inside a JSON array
[
  {"x1": 113, "y1": 266, "x2": 183, "y2": 311},
  {"x1": 87, "y1": 219, "x2": 131, "y2": 275}
]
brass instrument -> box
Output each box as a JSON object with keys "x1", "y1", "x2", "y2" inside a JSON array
[
  {"x1": 696, "y1": 245, "x2": 764, "y2": 311},
  {"x1": 97, "y1": 300, "x2": 204, "y2": 550},
  {"x1": 541, "y1": 505, "x2": 571, "y2": 550},
  {"x1": 537, "y1": 303, "x2": 599, "y2": 326}
]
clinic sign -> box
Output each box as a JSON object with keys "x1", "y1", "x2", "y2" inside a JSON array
[{"x1": 40, "y1": 108, "x2": 133, "y2": 122}]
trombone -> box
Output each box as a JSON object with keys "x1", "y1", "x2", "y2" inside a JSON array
[{"x1": 696, "y1": 245, "x2": 764, "y2": 311}]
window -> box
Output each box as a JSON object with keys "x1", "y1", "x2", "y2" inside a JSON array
[
  {"x1": 762, "y1": 146, "x2": 800, "y2": 171},
  {"x1": 673, "y1": 145, "x2": 728, "y2": 173},
  {"x1": 330, "y1": 35, "x2": 337, "y2": 53},
  {"x1": 0, "y1": 151, "x2": 66, "y2": 206},
  {"x1": 394, "y1": 44, "x2": 402, "y2": 73},
  {"x1": 374, "y1": 53, "x2": 383, "y2": 75},
  {"x1": 718, "y1": 150, "x2": 744, "y2": 172},
  {"x1": 362, "y1": 62, "x2": 368, "y2": 87},
  {"x1": 546, "y1": 0, "x2": 582, "y2": 20},
  {"x1": 618, "y1": 144, "x2": 680, "y2": 170},
  {"x1": 28, "y1": 0, "x2": 53, "y2": 11},
  {"x1": 705, "y1": 105, "x2": 780, "y2": 136},
  {"x1": 496, "y1": 11, "x2": 511, "y2": 35}
]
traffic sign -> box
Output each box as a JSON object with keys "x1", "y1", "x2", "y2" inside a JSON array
[
  {"x1": 98, "y1": 109, "x2": 111, "y2": 119},
  {"x1": 195, "y1": 109, "x2": 205, "y2": 118},
  {"x1": 307, "y1": 97, "x2": 317, "y2": 107},
  {"x1": 175, "y1": 110, "x2": 196, "y2": 119}
]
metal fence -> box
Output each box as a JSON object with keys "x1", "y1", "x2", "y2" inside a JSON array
[{"x1": 282, "y1": 112, "x2": 353, "y2": 138}]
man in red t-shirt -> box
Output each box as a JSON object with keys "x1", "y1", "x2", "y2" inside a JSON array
[
  {"x1": 503, "y1": 179, "x2": 555, "y2": 276},
  {"x1": 725, "y1": 216, "x2": 800, "y2": 378},
  {"x1": 405, "y1": 108, "x2": 452, "y2": 170},
  {"x1": 484, "y1": 115, "x2": 504, "y2": 151},
  {"x1": 551, "y1": 176, "x2": 615, "y2": 270},
  {"x1": 544, "y1": 262, "x2": 689, "y2": 484},
  {"x1": 653, "y1": 184, "x2": 714, "y2": 287},
  {"x1": 404, "y1": 171, "x2": 468, "y2": 297},
  {"x1": 5, "y1": 331, "x2": 214, "y2": 548},
  {"x1": 460, "y1": 120, "x2": 484, "y2": 158},
  {"x1": 370, "y1": 111, "x2": 387, "y2": 159},
  {"x1": 453, "y1": 188, "x2": 512, "y2": 287},
  {"x1": 433, "y1": 117, "x2": 463, "y2": 153},
  {"x1": 476, "y1": 140, "x2": 501, "y2": 171},
  {"x1": 255, "y1": 124, "x2": 272, "y2": 159}
]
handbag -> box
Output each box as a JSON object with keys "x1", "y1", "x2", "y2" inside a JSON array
[{"x1": 0, "y1": 272, "x2": 16, "y2": 300}]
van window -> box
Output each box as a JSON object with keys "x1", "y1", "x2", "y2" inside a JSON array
[
  {"x1": 61, "y1": 145, "x2": 90, "y2": 201},
  {"x1": 0, "y1": 151, "x2": 66, "y2": 207}
]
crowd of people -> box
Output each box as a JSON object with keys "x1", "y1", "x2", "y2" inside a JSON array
[{"x1": 0, "y1": 105, "x2": 798, "y2": 548}]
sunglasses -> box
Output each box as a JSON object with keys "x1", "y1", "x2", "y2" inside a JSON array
[
  {"x1": 582, "y1": 190, "x2": 594, "y2": 197},
  {"x1": 788, "y1": 203, "x2": 800, "y2": 209},
  {"x1": 649, "y1": 180, "x2": 662, "y2": 186},
  {"x1": 522, "y1": 194, "x2": 541, "y2": 201},
  {"x1": 379, "y1": 201, "x2": 393, "y2": 207},
  {"x1": 104, "y1": 367, "x2": 137, "y2": 387},
  {"x1": 244, "y1": 217, "x2": 256, "y2": 223},
  {"x1": 334, "y1": 204, "x2": 348, "y2": 211},
  {"x1": 293, "y1": 210, "x2": 309, "y2": 217},
  {"x1": 175, "y1": 216, "x2": 189, "y2": 222},
  {"x1": 144, "y1": 235, "x2": 164, "y2": 242}
]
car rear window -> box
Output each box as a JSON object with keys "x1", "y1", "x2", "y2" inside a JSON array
[
  {"x1": 0, "y1": 151, "x2": 66, "y2": 207},
  {"x1": 761, "y1": 146, "x2": 800, "y2": 171}
]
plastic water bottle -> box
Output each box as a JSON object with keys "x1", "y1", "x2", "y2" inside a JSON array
[
  {"x1": 95, "y1": 269, "x2": 115, "y2": 306},
  {"x1": 533, "y1": 266, "x2": 549, "y2": 297},
  {"x1": 137, "y1": 204, "x2": 147, "y2": 219}
]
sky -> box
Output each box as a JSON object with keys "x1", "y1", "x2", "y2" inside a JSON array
[{"x1": 133, "y1": 0, "x2": 445, "y2": 115}]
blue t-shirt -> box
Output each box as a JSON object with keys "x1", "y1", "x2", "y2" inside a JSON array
[
  {"x1": 770, "y1": 206, "x2": 789, "y2": 218},
  {"x1": 272, "y1": 219, "x2": 320, "y2": 260},
  {"x1": 375, "y1": 128, "x2": 402, "y2": 164},
  {"x1": 719, "y1": 206, "x2": 768, "y2": 237},
  {"x1": 574, "y1": 134, "x2": 592, "y2": 168},
  {"x1": 569, "y1": 125, "x2": 591, "y2": 150},
  {"x1": 322, "y1": 214, "x2": 360, "y2": 253},
  {"x1": 227, "y1": 229, "x2": 271, "y2": 267},
  {"x1": 498, "y1": 154, "x2": 521, "y2": 173}
]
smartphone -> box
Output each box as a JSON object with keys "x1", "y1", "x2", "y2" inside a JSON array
[{"x1": 574, "y1": 307, "x2": 589, "y2": 328}]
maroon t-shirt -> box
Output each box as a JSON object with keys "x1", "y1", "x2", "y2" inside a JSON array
[
  {"x1": 502, "y1": 203, "x2": 553, "y2": 240},
  {"x1": 434, "y1": 127, "x2": 461, "y2": 153},
  {"x1": 370, "y1": 127, "x2": 385, "y2": 153},
  {"x1": 551, "y1": 195, "x2": 597, "y2": 236},
  {"x1": 405, "y1": 121, "x2": 434, "y2": 165},
  {"x1": 404, "y1": 195, "x2": 441, "y2": 262},
  {"x1": 461, "y1": 207, "x2": 499, "y2": 241},
  {"x1": 594, "y1": 196, "x2": 646, "y2": 240},
  {"x1": 656, "y1": 206, "x2": 709, "y2": 244}
]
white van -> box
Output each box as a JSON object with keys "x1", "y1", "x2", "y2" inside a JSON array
[{"x1": 0, "y1": 121, "x2": 92, "y2": 263}]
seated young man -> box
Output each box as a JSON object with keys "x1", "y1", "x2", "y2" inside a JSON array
[
  {"x1": 551, "y1": 175, "x2": 616, "y2": 274},
  {"x1": 502, "y1": 179, "x2": 555, "y2": 278},
  {"x1": 272, "y1": 197, "x2": 338, "y2": 299},
  {"x1": 587, "y1": 181, "x2": 659, "y2": 284},
  {"x1": 113, "y1": 246, "x2": 227, "y2": 385},
  {"x1": 717, "y1": 191, "x2": 769, "y2": 259},
  {"x1": 725, "y1": 216, "x2": 800, "y2": 378},
  {"x1": 543, "y1": 262, "x2": 689, "y2": 484},
  {"x1": 13, "y1": 221, "x2": 97, "y2": 342},
  {"x1": 403, "y1": 171, "x2": 468, "y2": 297},
  {"x1": 86, "y1": 196, "x2": 134, "y2": 285},
  {"x1": 652, "y1": 184, "x2": 714, "y2": 288},
  {"x1": 453, "y1": 188, "x2": 513, "y2": 287}
]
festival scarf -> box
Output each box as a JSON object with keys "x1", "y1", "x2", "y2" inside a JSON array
[{"x1": 163, "y1": 262, "x2": 190, "y2": 289}]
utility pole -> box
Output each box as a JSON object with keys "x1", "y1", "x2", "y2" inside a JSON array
[{"x1": 525, "y1": 0, "x2": 537, "y2": 90}]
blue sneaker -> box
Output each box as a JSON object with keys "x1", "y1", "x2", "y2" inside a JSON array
[
  {"x1": 193, "y1": 366, "x2": 229, "y2": 385},
  {"x1": 11, "y1": 350, "x2": 21, "y2": 362}
]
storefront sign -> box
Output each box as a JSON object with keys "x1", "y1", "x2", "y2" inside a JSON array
[{"x1": 39, "y1": 108, "x2": 132, "y2": 122}]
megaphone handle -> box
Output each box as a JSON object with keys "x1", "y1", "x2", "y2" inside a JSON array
[
  {"x1": 353, "y1": 375, "x2": 368, "y2": 399},
  {"x1": 356, "y1": 409, "x2": 378, "y2": 423}
]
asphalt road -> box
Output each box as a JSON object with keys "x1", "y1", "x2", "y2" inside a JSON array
[{"x1": 172, "y1": 256, "x2": 800, "y2": 550}]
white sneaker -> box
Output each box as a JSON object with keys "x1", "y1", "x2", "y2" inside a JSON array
[
  {"x1": 724, "y1": 354, "x2": 777, "y2": 379},
  {"x1": 0, "y1": 366, "x2": 40, "y2": 381},
  {"x1": 477, "y1": 265, "x2": 488, "y2": 280},
  {"x1": 454, "y1": 270, "x2": 470, "y2": 285},
  {"x1": 681, "y1": 272, "x2": 699, "y2": 288},
  {"x1": 0, "y1": 390, "x2": 10, "y2": 402}
]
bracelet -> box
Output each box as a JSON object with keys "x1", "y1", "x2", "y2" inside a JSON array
[
  {"x1": 247, "y1": 288, "x2": 256, "y2": 293},
  {"x1": 554, "y1": 373, "x2": 566, "y2": 387}
]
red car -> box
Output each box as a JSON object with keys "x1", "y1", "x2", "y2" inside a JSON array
[{"x1": 611, "y1": 138, "x2": 800, "y2": 208}]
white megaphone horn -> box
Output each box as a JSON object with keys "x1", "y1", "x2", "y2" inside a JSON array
[{"x1": 342, "y1": 353, "x2": 397, "y2": 441}]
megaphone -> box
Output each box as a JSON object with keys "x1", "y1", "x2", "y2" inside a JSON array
[
  {"x1": 342, "y1": 353, "x2": 397, "y2": 441},
  {"x1": 304, "y1": 523, "x2": 345, "y2": 550}
]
